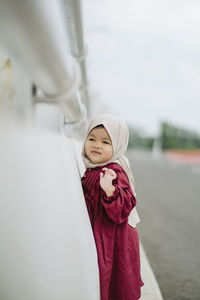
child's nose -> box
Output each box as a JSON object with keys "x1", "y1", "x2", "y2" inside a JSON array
[{"x1": 94, "y1": 142, "x2": 101, "y2": 148}]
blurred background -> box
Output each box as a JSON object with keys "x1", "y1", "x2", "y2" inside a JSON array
[
  {"x1": 85, "y1": 1, "x2": 200, "y2": 299},
  {"x1": 83, "y1": 1, "x2": 200, "y2": 299},
  {"x1": 82, "y1": 1, "x2": 200, "y2": 299},
  {"x1": 84, "y1": 0, "x2": 200, "y2": 135},
  {"x1": 0, "y1": 0, "x2": 200, "y2": 299}
]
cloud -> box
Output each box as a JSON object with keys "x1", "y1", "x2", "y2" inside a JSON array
[{"x1": 84, "y1": 0, "x2": 200, "y2": 135}]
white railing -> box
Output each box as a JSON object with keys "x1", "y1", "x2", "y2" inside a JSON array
[
  {"x1": 0, "y1": 0, "x2": 87, "y2": 129},
  {"x1": 0, "y1": 1, "x2": 100, "y2": 300}
]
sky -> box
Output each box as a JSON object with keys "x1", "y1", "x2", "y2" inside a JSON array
[{"x1": 83, "y1": 0, "x2": 200, "y2": 136}]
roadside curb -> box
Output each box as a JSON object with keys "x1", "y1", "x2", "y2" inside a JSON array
[{"x1": 140, "y1": 243, "x2": 163, "y2": 300}]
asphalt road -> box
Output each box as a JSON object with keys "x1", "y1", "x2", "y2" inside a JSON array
[{"x1": 127, "y1": 150, "x2": 200, "y2": 300}]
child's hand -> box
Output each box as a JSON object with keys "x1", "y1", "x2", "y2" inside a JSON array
[{"x1": 100, "y1": 168, "x2": 117, "y2": 197}]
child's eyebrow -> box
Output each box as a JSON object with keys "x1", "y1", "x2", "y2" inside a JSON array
[
  {"x1": 103, "y1": 137, "x2": 110, "y2": 140},
  {"x1": 88, "y1": 134, "x2": 111, "y2": 141}
]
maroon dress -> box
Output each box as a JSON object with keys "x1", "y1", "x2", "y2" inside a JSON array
[{"x1": 81, "y1": 162, "x2": 144, "y2": 300}]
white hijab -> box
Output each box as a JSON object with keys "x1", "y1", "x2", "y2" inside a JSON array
[{"x1": 82, "y1": 113, "x2": 140, "y2": 228}]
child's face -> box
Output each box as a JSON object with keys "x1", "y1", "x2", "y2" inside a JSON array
[{"x1": 85, "y1": 127, "x2": 114, "y2": 164}]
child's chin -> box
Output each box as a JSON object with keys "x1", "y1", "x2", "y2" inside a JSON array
[
  {"x1": 92, "y1": 159, "x2": 102, "y2": 164},
  {"x1": 91, "y1": 157, "x2": 104, "y2": 164}
]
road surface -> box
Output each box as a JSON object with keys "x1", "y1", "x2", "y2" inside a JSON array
[{"x1": 127, "y1": 150, "x2": 200, "y2": 300}]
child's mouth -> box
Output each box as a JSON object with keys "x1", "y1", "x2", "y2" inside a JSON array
[{"x1": 91, "y1": 150, "x2": 101, "y2": 155}]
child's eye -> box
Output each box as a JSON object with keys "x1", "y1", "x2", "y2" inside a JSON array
[
  {"x1": 89, "y1": 138, "x2": 95, "y2": 141},
  {"x1": 103, "y1": 141, "x2": 110, "y2": 144}
]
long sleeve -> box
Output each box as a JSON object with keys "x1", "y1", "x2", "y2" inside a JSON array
[{"x1": 101, "y1": 168, "x2": 136, "y2": 224}]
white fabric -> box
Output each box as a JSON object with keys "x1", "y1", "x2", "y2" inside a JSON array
[{"x1": 82, "y1": 113, "x2": 140, "y2": 228}]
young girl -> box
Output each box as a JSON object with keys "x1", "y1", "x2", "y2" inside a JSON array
[{"x1": 81, "y1": 113, "x2": 144, "y2": 300}]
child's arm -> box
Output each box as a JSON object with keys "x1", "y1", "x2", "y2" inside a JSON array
[{"x1": 100, "y1": 167, "x2": 136, "y2": 224}]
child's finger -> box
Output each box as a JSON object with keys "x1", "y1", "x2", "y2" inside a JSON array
[
  {"x1": 103, "y1": 168, "x2": 117, "y2": 178},
  {"x1": 110, "y1": 170, "x2": 117, "y2": 178},
  {"x1": 100, "y1": 172, "x2": 104, "y2": 178},
  {"x1": 111, "y1": 174, "x2": 117, "y2": 179},
  {"x1": 112, "y1": 173, "x2": 117, "y2": 179},
  {"x1": 104, "y1": 168, "x2": 111, "y2": 174},
  {"x1": 107, "y1": 169, "x2": 116, "y2": 176}
]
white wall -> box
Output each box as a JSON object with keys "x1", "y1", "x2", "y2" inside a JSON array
[{"x1": 0, "y1": 49, "x2": 100, "y2": 300}]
